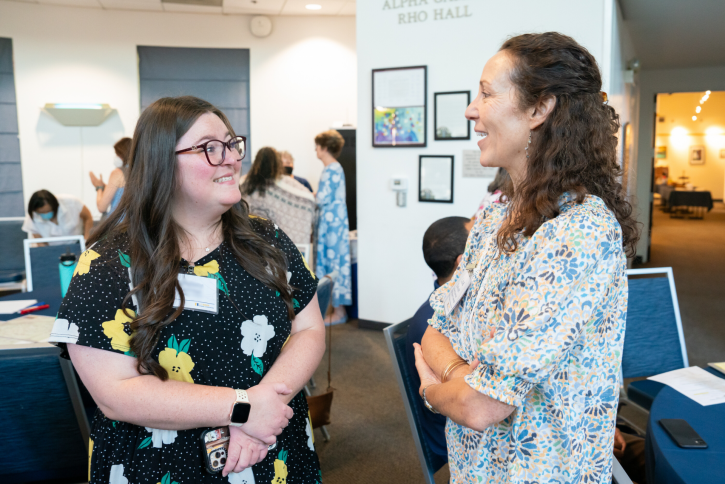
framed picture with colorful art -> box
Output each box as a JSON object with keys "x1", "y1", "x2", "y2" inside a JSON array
[{"x1": 372, "y1": 65, "x2": 427, "y2": 148}]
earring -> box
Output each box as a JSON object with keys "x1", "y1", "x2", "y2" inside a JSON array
[{"x1": 525, "y1": 130, "x2": 532, "y2": 159}]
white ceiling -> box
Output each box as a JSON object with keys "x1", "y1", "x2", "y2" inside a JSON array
[
  {"x1": 619, "y1": 0, "x2": 725, "y2": 70},
  {"x1": 5, "y1": 0, "x2": 355, "y2": 16}
]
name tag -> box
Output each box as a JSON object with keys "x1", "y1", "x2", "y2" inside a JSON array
[
  {"x1": 443, "y1": 269, "x2": 471, "y2": 316},
  {"x1": 173, "y1": 273, "x2": 218, "y2": 314}
]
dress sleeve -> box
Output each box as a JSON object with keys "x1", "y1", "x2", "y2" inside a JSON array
[
  {"x1": 49, "y1": 240, "x2": 137, "y2": 359},
  {"x1": 20, "y1": 214, "x2": 38, "y2": 235},
  {"x1": 464, "y1": 209, "x2": 622, "y2": 407}
]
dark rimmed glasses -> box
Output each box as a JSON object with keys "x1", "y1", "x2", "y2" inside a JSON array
[{"x1": 175, "y1": 136, "x2": 246, "y2": 166}]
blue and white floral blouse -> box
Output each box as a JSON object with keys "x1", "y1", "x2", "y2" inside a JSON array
[
  {"x1": 315, "y1": 162, "x2": 352, "y2": 307},
  {"x1": 429, "y1": 194, "x2": 627, "y2": 484}
]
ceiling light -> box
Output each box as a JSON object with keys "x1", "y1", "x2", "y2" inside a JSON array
[
  {"x1": 692, "y1": 116, "x2": 697, "y2": 121},
  {"x1": 43, "y1": 103, "x2": 114, "y2": 126},
  {"x1": 696, "y1": 106, "x2": 701, "y2": 113},
  {"x1": 305, "y1": 4, "x2": 322, "y2": 9},
  {"x1": 706, "y1": 90, "x2": 711, "y2": 95}
]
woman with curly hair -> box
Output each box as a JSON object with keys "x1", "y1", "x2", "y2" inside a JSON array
[{"x1": 413, "y1": 32, "x2": 639, "y2": 483}]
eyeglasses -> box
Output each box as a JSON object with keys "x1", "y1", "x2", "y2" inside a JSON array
[{"x1": 175, "y1": 136, "x2": 246, "y2": 166}]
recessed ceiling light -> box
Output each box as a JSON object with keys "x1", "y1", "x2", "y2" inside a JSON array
[
  {"x1": 706, "y1": 90, "x2": 711, "y2": 95},
  {"x1": 692, "y1": 116, "x2": 697, "y2": 121},
  {"x1": 696, "y1": 106, "x2": 701, "y2": 113},
  {"x1": 306, "y1": 4, "x2": 322, "y2": 9}
]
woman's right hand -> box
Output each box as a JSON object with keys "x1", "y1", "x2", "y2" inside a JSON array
[
  {"x1": 242, "y1": 383, "x2": 294, "y2": 445},
  {"x1": 89, "y1": 171, "x2": 103, "y2": 188},
  {"x1": 222, "y1": 426, "x2": 269, "y2": 477}
]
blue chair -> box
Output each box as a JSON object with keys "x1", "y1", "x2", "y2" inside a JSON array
[
  {"x1": 316, "y1": 275, "x2": 334, "y2": 320},
  {"x1": 384, "y1": 318, "x2": 447, "y2": 484},
  {"x1": 0, "y1": 344, "x2": 91, "y2": 483},
  {"x1": 0, "y1": 218, "x2": 26, "y2": 288},
  {"x1": 621, "y1": 268, "x2": 688, "y2": 413},
  {"x1": 23, "y1": 236, "x2": 85, "y2": 293}
]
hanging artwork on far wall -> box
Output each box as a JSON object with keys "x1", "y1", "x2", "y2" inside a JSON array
[
  {"x1": 419, "y1": 155, "x2": 454, "y2": 203},
  {"x1": 434, "y1": 91, "x2": 471, "y2": 140},
  {"x1": 690, "y1": 145, "x2": 705, "y2": 165},
  {"x1": 655, "y1": 146, "x2": 667, "y2": 159},
  {"x1": 372, "y1": 65, "x2": 427, "y2": 147}
]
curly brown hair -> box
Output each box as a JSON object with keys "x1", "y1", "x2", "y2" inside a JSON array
[
  {"x1": 497, "y1": 32, "x2": 639, "y2": 257},
  {"x1": 314, "y1": 130, "x2": 345, "y2": 158}
]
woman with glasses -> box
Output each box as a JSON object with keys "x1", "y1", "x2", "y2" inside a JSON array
[{"x1": 49, "y1": 96, "x2": 325, "y2": 483}]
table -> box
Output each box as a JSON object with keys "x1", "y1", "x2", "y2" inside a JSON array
[
  {"x1": 667, "y1": 190, "x2": 713, "y2": 219},
  {"x1": 645, "y1": 368, "x2": 725, "y2": 484},
  {"x1": 0, "y1": 286, "x2": 63, "y2": 322}
]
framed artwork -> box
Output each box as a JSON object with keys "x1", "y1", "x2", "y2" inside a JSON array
[
  {"x1": 372, "y1": 66, "x2": 427, "y2": 147},
  {"x1": 690, "y1": 145, "x2": 705, "y2": 165},
  {"x1": 655, "y1": 146, "x2": 667, "y2": 159},
  {"x1": 434, "y1": 91, "x2": 470, "y2": 140},
  {"x1": 419, "y1": 155, "x2": 453, "y2": 203}
]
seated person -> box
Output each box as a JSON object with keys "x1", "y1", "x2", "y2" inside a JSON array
[
  {"x1": 614, "y1": 424, "x2": 647, "y2": 484},
  {"x1": 405, "y1": 216, "x2": 473, "y2": 458},
  {"x1": 22, "y1": 189, "x2": 93, "y2": 243},
  {"x1": 240, "y1": 147, "x2": 316, "y2": 245},
  {"x1": 280, "y1": 150, "x2": 313, "y2": 193}
]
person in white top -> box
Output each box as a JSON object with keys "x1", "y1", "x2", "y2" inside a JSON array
[{"x1": 22, "y1": 190, "x2": 94, "y2": 243}]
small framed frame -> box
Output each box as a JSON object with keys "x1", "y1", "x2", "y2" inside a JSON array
[
  {"x1": 419, "y1": 155, "x2": 454, "y2": 203},
  {"x1": 434, "y1": 91, "x2": 471, "y2": 140},
  {"x1": 372, "y1": 65, "x2": 427, "y2": 148},
  {"x1": 690, "y1": 145, "x2": 705, "y2": 165}
]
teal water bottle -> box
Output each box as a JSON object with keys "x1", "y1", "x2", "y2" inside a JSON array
[{"x1": 59, "y1": 252, "x2": 78, "y2": 298}]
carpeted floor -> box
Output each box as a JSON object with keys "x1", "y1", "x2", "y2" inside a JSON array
[
  {"x1": 310, "y1": 321, "x2": 449, "y2": 484},
  {"x1": 635, "y1": 201, "x2": 725, "y2": 367}
]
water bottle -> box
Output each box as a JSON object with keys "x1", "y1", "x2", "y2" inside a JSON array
[{"x1": 59, "y1": 252, "x2": 78, "y2": 298}]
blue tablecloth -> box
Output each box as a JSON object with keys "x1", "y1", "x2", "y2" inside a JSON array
[
  {"x1": 0, "y1": 287, "x2": 63, "y2": 322},
  {"x1": 645, "y1": 368, "x2": 725, "y2": 484}
]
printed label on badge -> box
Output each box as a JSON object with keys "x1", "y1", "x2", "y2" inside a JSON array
[
  {"x1": 443, "y1": 270, "x2": 471, "y2": 316},
  {"x1": 173, "y1": 273, "x2": 219, "y2": 314}
]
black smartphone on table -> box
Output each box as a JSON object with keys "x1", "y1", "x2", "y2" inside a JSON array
[{"x1": 659, "y1": 419, "x2": 708, "y2": 448}]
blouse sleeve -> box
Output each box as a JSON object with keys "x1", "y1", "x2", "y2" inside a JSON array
[
  {"x1": 20, "y1": 214, "x2": 38, "y2": 235},
  {"x1": 49, "y1": 240, "x2": 137, "y2": 359},
  {"x1": 464, "y1": 208, "x2": 623, "y2": 407}
]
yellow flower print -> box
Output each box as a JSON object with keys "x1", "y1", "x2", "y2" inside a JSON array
[
  {"x1": 271, "y1": 449, "x2": 288, "y2": 484},
  {"x1": 73, "y1": 249, "x2": 100, "y2": 277},
  {"x1": 88, "y1": 438, "x2": 93, "y2": 481},
  {"x1": 102, "y1": 309, "x2": 136, "y2": 353},
  {"x1": 158, "y1": 335, "x2": 195, "y2": 383},
  {"x1": 300, "y1": 253, "x2": 315, "y2": 279},
  {"x1": 193, "y1": 260, "x2": 219, "y2": 277}
]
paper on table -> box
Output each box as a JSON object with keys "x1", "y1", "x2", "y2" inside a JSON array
[
  {"x1": 648, "y1": 366, "x2": 725, "y2": 406},
  {"x1": 0, "y1": 299, "x2": 38, "y2": 314},
  {"x1": 0, "y1": 315, "x2": 56, "y2": 343}
]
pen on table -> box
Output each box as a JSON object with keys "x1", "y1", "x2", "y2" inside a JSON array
[
  {"x1": 20, "y1": 304, "x2": 50, "y2": 315},
  {"x1": 15, "y1": 301, "x2": 45, "y2": 314}
]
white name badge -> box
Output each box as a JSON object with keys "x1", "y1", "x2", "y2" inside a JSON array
[
  {"x1": 173, "y1": 273, "x2": 219, "y2": 314},
  {"x1": 443, "y1": 270, "x2": 472, "y2": 316}
]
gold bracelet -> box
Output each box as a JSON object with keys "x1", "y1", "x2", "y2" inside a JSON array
[{"x1": 441, "y1": 359, "x2": 468, "y2": 383}]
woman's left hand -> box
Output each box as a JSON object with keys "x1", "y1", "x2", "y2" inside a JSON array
[
  {"x1": 223, "y1": 426, "x2": 269, "y2": 476},
  {"x1": 413, "y1": 343, "x2": 441, "y2": 397}
]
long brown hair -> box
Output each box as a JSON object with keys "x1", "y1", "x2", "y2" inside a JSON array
[
  {"x1": 497, "y1": 32, "x2": 640, "y2": 257},
  {"x1": 89, "y1": 96, "x2": 295, "y2": 380},
  {"x1": 241, "y1": 146, "x2": 282, "y2": 196}
]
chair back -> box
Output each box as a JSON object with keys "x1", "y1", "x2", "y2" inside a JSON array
[
  {"x1": 0, "y1": 344, "x2": 90, "y2": 483},
  {"x1": 622, "y1": 268, "x2": 688, "y2": 379},
  {"x1": 612, "y1": 457, "x2": 634, "y2": 484},
  {"x1": 0, "y1": 218, "x2": 26, "y2": 283},
  {"x1": 23, "y1": 236, "x2": 85, "y2": 292},
  {"x1": 384, "y1": 319, "x2": 447, "y2": 484}
]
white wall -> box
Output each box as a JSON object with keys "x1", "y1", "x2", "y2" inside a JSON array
[
  {"x1": 356, "y1": 0, "x2": 613, "y2": 323},
  {"x1": 634, "y1": 65, "x2": 725, "y2": 261},
  {"x1": 0, "y1": 1, "x2": 356, "y2": 217}
]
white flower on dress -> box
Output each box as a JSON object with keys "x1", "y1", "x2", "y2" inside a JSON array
[
  {"x1": 109, "y1": 464, "x2": 128, "y2": 484},
  {"x1": 240, "y1": 315, "x2": 275, "y2": 357},
  {"x1": 326, "y1": 248, "x2": 336, "y2": 260},
  {"x1": 228, "y1": 467, "x2": 255, "y2": 484},
  {"x1": 144, "y1": 427, "x2": 178, "y2": 448},
  {"x1": 325, "y1": 212, "x2": 334, "y2": 222},
  {"x1": 49, "y1": 318, "x2": 79, "y2": 344},
  {"x1": 332, "y1": 174, "x2": 341, "y2": 183},
  {"x1": 286, "y1": 271, "x2": 292, "y2": 283},
  {"x1": 305, "y1": 416, "x2": 314, "y2": 451}
]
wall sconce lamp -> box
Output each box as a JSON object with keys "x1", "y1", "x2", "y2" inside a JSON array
[{"x1": 43, "y1": 103, "x2": 115, "y2": 126}]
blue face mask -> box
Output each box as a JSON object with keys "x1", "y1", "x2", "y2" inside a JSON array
[{"x1": 37, "y1": 211, "x2": 54, "y2": 221}]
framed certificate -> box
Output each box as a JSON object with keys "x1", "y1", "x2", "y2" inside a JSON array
[
  {"x1": 419, "y1": 155, "x2": 454, "y2": 203},
  {"x1": 372, "y1": 66, "x2": 427, "y2": 148},
  {"x1": 434, "y1": 91, "x2": 470, "y2": 140}
]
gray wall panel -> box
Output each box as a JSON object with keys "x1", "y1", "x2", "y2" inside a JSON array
[
  {"x1": 0, "y1": 133, "x2": 20, "y2": 162},
  {"x1": 0, "y1": 162, "x2": 22, "y2": 191},
  {"x1": 138, "y1": 46, "x2": 249, "y2": 81},
  {"x1": 0, "y1": 38, "x2": 23, "y2": 216},
  {"x1": 0, "y1": 104, "x2": 18, "y2": 133},
  {"x1": 140, "y1": 80, "x2": 249, "y2": 110},
  {"x1": 0, "y1": 192, "x2": 24, "y2": 217},
  {"x1": 0, "y1": 38, "x2": 12, "y2": 74},
  {"x1": 0, "y1": 73, "x2": 17, "y2": 103}
]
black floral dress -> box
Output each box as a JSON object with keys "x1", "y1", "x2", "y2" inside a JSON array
[{"x1": 49, "y1": 218, "x2": 322, "y2": 484}]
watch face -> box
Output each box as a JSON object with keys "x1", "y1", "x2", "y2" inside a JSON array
[{"x1": 231, "y1": 402, "x2": 251, "y2": 424}]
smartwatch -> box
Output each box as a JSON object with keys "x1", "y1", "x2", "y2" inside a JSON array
[{"x1": 229, "y1": 389, "x2": 251, "y2": 427}]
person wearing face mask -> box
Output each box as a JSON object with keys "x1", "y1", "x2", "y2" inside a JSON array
[
  {"x1": 279, "y1": 151, "x2": 313, "y2": 193},
  {"x1": 89, "y1": 137, "x2": 131, "y2": 216},
  {"x1": 22, "y1": 189, "x2": 94, "y2": 243}
]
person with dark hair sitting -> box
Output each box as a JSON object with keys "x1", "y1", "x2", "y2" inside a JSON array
[
  {"x1": 405, "y1": 216, "x2": 473, "y2": 458},
  {"x1": 22, "y1": 189, "x2": 93, "y2": 243}
]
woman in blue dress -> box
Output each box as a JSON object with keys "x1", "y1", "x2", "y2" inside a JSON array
[{"x1": 314, "y1": 130, "x2": 352, "y2": 323}]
